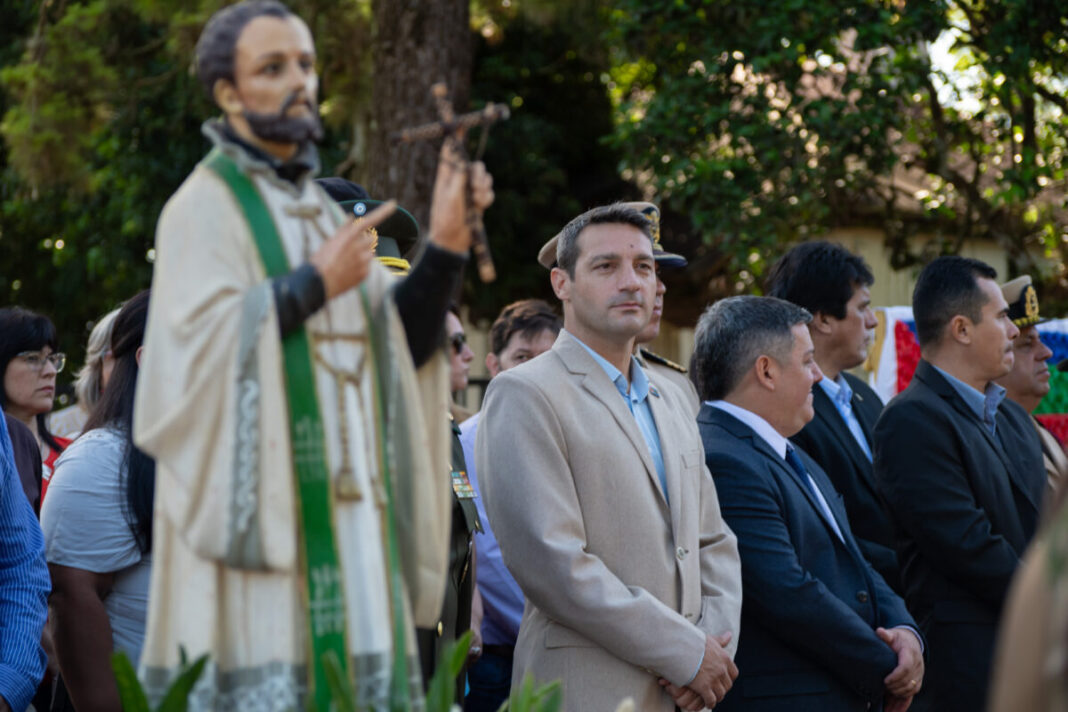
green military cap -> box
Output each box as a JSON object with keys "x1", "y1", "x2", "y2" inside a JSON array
[
  {"x1": 1001, "y1": 275, "x2": 1046, "y2": 328},
  {"x1": 348, "y1": 199, "x2": 419, "y2": 274},
  {"x1": 536, "y1": 201, "x2": 687, "y2": 269},
  {"x1": 315, "y1": 177, "x2": 420, "y2": 274}
]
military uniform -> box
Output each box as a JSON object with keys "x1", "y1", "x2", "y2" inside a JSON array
[
  {"x1": 417, "y1": 418, "x2": 481, "y2": 700},
  {"x1": 636, "y1": 347, "x2": 699, "y2": 414}
]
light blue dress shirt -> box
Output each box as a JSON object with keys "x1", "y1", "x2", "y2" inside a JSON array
[
  {"x1": 458, "y1": 412, "x2": 526, "y2": 646},
  {"x1": 572, "y1": 336, "x2": 668, "y2": 503},
  {"x1": 818, "y1": 375, "x2": 873, "y2": 462},
  {"x1": 931, "y1": 364, "x2": 1006, "y2": 437}
]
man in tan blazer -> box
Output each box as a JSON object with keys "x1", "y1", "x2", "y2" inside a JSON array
[{"x1": 477, "y1": 204, "x2": 742, "y2": 712}]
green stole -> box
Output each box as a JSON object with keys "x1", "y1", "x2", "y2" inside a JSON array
[{"x1": 204, "y1": 149, "x2": 413, "y2": 711}]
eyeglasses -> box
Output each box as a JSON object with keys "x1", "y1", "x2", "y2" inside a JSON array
[
  {"x1": 449, "y1": 332, "x2": 468, "y2": 355},
  {"x1": 15, "y1": 350, "x2": 66, "y2": 373}
]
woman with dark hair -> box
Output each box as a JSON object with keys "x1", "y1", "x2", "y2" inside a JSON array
[
  {"x1": 41, "y1": 291, "x2": 154, "y2": 712},
  {"x1": 0, "y1": 307, "x2": 71, "y2": 502}
]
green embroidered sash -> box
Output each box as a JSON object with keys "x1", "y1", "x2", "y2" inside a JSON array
[{"x1": 204, "y1": 149, "x2": 411, "y2": 711}]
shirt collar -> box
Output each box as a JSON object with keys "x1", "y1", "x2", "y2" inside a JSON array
[
  {"x1": 569, "y1": 330, "x2": 649, "y2": 403},
  {"x1": 931, "y1": 363, "x2": 1007, "y2": 426},
  {"x1": 705, "y1": 399, "x2": 790, "y2": 458},
  {"x1": 818, "y1": 373, "x2": 853, "y2": 407}
]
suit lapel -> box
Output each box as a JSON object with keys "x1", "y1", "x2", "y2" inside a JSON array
[
  {"x1": 556, "y1": 333, "x2": 667, "y2": 505},
  {"x1": 811, "y1": 386, "x2": 872, "y2": 477},
  {"x1": 648, "y1": 384, "x2": 684, "y2": 536},
  {"x1": 917, "y1": 362, "x2": 1039, "y2": 513},
  {"x1": 844, "y1": 374, "x2": 880, "y2": 442},
  {"x1": 708, "y1": 406, "x2": 849, "y2": 546}
]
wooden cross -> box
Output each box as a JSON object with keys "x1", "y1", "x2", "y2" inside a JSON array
[{"x1": 392, "y1": 83, "x2": 510, "y2": 282}]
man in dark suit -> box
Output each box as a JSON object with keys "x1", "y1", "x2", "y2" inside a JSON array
[
  {"x1": 873, "y1": 256, "x2": 1046, "y2": 712},
  {"x1": 694, "y1": 295, "x2": 924, "y2": 712},
  {"x1": 766, "y1": 242, "x2": 900, "y2": 590}
]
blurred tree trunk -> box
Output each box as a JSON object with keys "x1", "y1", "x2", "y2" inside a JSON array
[{"x1": 367, "y1": 0, "x2": 471, "y2": 231}]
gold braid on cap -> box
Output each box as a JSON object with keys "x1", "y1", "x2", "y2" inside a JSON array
[
  {"x1": 1025, "y1": 284, "x2": 1040, "y2": 322},
  {"x1": 354, "y1": 218, "x2": 379, "y2": 252}
]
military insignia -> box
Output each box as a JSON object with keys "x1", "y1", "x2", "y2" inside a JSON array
[
  {"x1": 640, "y1": 348, "x2": 688, "y2": 374},
  {"x1": 353, "y1": 218, "x2": 379, "y2": 251},
  {"x1": 639, "y1": 205, "x2": 662, "y2": 247},
  {"x1": 353, "y1": 201, "x2": 367, "y2": 216},
  {"x1": 451, "y1": 470, "x2": 477, "y2": 499},
  {"x1": 1025, "y1": 285, "x2": 1040, "y2": 321}
]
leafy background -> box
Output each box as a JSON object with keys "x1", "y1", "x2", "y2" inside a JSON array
[{"x1": 2, "y1": 0, "x2": 1066, "y2": 393}]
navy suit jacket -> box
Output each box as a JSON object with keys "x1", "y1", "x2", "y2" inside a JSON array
[
  {"x1": 872, "y1": 360, "x2": 1045, "y2": 711},
  {"x1": 699, "y1": 404, "x2": 918, "y2": 712},
  {"x1": 790, "y1": 373, "x2": 901, "y2": 592}
]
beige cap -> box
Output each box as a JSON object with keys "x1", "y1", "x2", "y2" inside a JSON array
[
  {"x1": 536, "y1": 201, "x2": 687, "y2": 269},
  {"x1": 1000, "y1": 275, "x2": 1045, "y2": 328}
]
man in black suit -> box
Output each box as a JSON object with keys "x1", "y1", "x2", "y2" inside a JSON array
[
  {"x1": 694, "y1": 296, "x2": 923, "y2": 712},
  {"x1": 873, "y1": 256, "x2": 1046, "y2": 712},
  {"x1": 766, "y1": 242, "x2": 900, "y2": 590}
]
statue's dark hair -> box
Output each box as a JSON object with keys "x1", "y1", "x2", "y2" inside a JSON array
[{"x1": 195, "y1": 0, "x2": 293, "y2": 97}]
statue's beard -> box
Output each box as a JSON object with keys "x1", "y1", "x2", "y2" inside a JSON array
[{"x1": 243, "y1": 91, "x2": 323, "y2": 145}]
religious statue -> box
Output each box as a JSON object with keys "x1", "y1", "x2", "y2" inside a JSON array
[{"x1": 132, "y1": 1, "x2": 494, "y2": 709}]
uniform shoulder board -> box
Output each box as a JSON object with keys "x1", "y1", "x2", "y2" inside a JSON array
[{"x1": 640, "y1": 348, "x2": 687, "y2": 374}]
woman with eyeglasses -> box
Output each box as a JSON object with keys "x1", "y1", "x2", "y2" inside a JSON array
[{"x1": 0, "y1": 307, "x2": 71, "y2": 504}]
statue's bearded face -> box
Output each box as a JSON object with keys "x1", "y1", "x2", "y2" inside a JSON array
[{"x1": 223, "y1": 14, "x2": 323, "y2": 153}]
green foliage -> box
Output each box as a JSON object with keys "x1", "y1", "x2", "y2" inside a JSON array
[
  {"x1": 0, "y1": 0, "x2": 360, "y2": 390},
  {"x1": 467, "y1": 13, "x2": 635, "y2": 320},
  {"x1": 424, "y1": 631, "x2": 473, "y2": 712},
  {"x1": 107, "y1": 636, "x2": 563, "y2": 712},
  {"x1": 498, "y1": 675, "x2": 563, "y2": 712},
  {"x1": 322, "y1": 650, "x2": 358, "y2": 712},
  {"x1": 111, "y1": 649, "x2": 209, "y2": 712},
  {"x1": 606, "y1": 0, "x2": 1068, "y2": 296}
]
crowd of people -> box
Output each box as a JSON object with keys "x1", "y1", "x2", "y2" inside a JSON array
[{"x1": 0, "y1": 1, "x2": 1065, "y2": 711}]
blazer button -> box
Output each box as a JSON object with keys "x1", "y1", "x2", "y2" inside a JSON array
[
  {"x1": 856, "y1": 591, "x2": 869, "y2": 603},
  {"x1": 676, "y1": 547, "x2": 686, "y2": 560}
]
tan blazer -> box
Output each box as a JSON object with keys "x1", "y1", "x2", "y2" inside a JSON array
[
  {"x1": 1035, "y1": 417, "x2": 1068, "y2": 500},
  {"x1": 476, "y1": 331, "x2": 742, "y2": 712}
]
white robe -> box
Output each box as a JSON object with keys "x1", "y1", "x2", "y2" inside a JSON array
[{"x1": 133, "y1": 137, "x2": 451, "y2": 710}]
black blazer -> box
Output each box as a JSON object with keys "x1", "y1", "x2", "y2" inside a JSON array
[
  {"x1": 699, "y1": 404, "x2": 918, "y2": 712},
  {"x1": 791, "y1": 373, "x2": 901, "y2": 592},
  {"x1": 872, "y1": 360, "x2": 1045, "y2": 712}
]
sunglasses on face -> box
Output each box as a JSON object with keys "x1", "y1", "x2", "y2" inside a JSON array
[
  {"x1": 16, "y1": 350, "x2": 66, "y2": 373},
  {"x1": 449, "y1": 332, "x2": 467, "y2": 355}
]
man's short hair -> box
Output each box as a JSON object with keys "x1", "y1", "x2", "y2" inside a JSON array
[
  {"x1": 765, "y1": 241, "x2": 874, "y2": 319},
  {"x1": 489, "y1": 300, "x2": 562, "y2": 355},
  {"x1": 912, "y1": 256, "x2": 998, "y2": 349},
  {"x1": 195, "y1": 0, "x2": 293, "y2": 97},
  {"x1": 692, "y1": 296, "x2": 812, "y2": 401},
  {"x1": 556, "y1": 204, "x2": 652, "y2": 278}
]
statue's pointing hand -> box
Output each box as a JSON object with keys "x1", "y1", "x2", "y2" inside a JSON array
[{"x1": 311, "y1": 199, "x2": 397, "y2": 300}]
